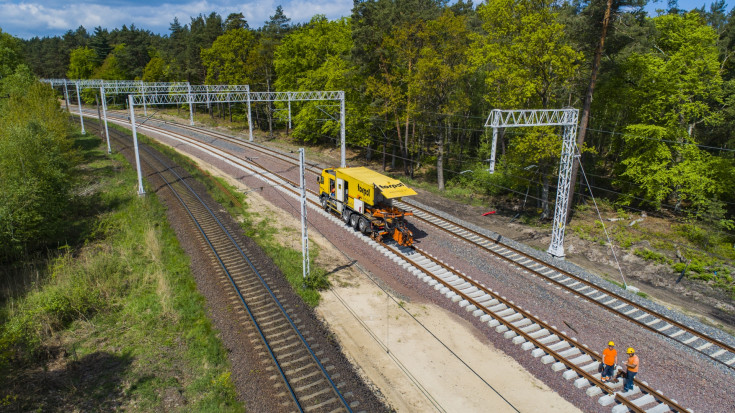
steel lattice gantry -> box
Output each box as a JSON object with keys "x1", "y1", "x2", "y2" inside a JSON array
[
  {"x1": 484, "y1": 108, "x2": 580, "y2": 258},
  {"x1": 100, "y1": 84, "x2": 250, "y2": 153},
  {"x1": 42, "y1": 79, "x2": 251, "y2": 154},
  {"x1": 41, "y1": 79, "x2": 192, "y2": 138},
  {"x1": 128, "y1": 90, "x2": 346, "y2": 195}
]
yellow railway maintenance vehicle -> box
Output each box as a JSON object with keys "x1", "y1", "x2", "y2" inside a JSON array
[{"x1": 318, "y1": 167, "x2": 417, "y2": 246}]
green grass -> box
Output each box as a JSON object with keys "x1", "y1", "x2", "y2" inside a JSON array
[
  {"x1": 633, "y1": 248, "x2": 671, "y2": 265},
  {"x1": 570, "y1": 205, "x2": 735, "y2": 298},
  {"x1": 0, "y1": 129, "x2": 242, "y2": 411},
  {"x1": 107, "y1": 122, "x2": 331, "y2": 307}
]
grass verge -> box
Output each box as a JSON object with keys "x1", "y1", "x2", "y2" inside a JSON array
[
  {"x1": 107, "y1": 122, "x2": 330, "y2": 307},
  {"x1": 0, "y1": 129, "x2": 243, "y2": 412}
]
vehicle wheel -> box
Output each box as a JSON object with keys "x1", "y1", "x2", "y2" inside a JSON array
[
  {"x1": 350, "y1": 213, "x2": 360, "y2": 229},
  {"x1": 358, "y1": 217, "x2": 370, "y2": 234},
  {"x1": 321, "y1": 196, "x2": 328, "y2": 211},
  {"x1": 343, "y1": 209, "x2": 351, "y2": 223}
]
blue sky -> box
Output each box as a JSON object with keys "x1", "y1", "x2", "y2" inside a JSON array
[
  {"x1": 0, "y1": 0, "x2": 731, "y2": 40},
  {"x1": 0, "y1": 0, "x2": 354, "y2": 39}
]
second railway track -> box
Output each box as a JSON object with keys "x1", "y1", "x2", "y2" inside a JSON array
[{"x1": 87, "y1": 120, "x2": 361, "y2": 413}]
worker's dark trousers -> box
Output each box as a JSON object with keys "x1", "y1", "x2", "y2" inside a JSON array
[
  {"x1": 623, "y1": 371, "x2": 637, "y2": 391},
  {"x1": 602, "y1": 364, "x2": 614, "y2": 379}
]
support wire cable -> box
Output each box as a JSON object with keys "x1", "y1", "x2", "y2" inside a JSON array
[
  {"x1": 313, "y1": 127, "x2": 734, "y2": 263},
  {"x1": 575, "y1": 144, "x2": 629, "y2": 288},
  {"x1": 585, "y1": 126, "x2": 735, "y2": 153}
]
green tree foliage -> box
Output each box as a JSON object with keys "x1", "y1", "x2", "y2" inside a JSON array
[
  {"x1": 0, "y1": 67, "x2": 78, "y2": 261},
  {"x1": 94, "y1": 44, "x2": 130, "y2": 80},
  {"x1": 473, "y1": 0, "x2": 581, "y2": 108},
  {"x1": 23, "y1": 26, "x2": 90, "y2": 78},
  {"x1": 142, "y1": 53, "x2": 168, "y2": 82},
  {"x1": 0, "y1": 28, "x2": 24, "y2": 78},
  {"x1": 66, "y1": 46, "x2": 98, "y2": 78},
  {"x1": 10, "y1": 4, "x2": 734, "y2": 232},
  {"x1": 182, "y1": 13, "x2": 224, "y2": 83},
  {"x1": 273, "y1": 16, "x2": 364, "y2": 144},
  {"x1": 201, "y1": 28, "x2": 256, "y2": 85},
  {"x1": 88, "y1": 26, "x2": 112, "y2": 65},
  {"x1": 251, "y1": 6, "x2": 293, "y2": 136},
  {"x1": 611, "y1": 13, "x2": 727, "y2": 213},
  {"x1": 107, "y1": 25, "x2": 156, "y2": 79},
  {"x1": 410, "y1": 10, "x2": 474, "y2": 189},
  {"x1": 225, "y1": 12, "x2": 249, "y2": 31},
  {"x1": 472, "y1": 0, "x2": 581, "y2": 216},
  {"x1": 165, "y1": 17, "x2": 189, "y2": 81}
]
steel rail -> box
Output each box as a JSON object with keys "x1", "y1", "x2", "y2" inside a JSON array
[
  {"x1": 87, "y1": 120, "x2": 352, "y2": 412},
  {"x1": 95, "y1": 109, "x2": 735, "y2": 372},
  {"x1": 398, "y1": 200, "x2": 735, "y2": 371},
  {"x1": 403, "y1": 245, "x2": 690, "y2": 413},
  {"x1": 141, "y1": 147, "x2": 304, "y2": 411}
]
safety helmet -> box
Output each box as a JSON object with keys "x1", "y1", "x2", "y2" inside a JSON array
[
  {"x1": 626, "y1": 347, "x2": 635, "y2": 354},
  {"x1": 608, "y1": 341, "x2": 615, "y2": 346}
]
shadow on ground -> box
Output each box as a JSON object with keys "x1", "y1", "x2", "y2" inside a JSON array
[{"x1": 1, "y1": 350, "x2": 133, "y2": 412}]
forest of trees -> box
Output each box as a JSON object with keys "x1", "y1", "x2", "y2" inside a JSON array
[{"x1": 10, "y1": 0, "x2": 735, "y2": 232}]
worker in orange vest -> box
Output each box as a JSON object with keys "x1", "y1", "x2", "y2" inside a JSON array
[
  {"x1": 623, "y1": 347, "x2": 639, "y2": 392},
  {"x1": 601, "y1": 341, "x2": 617, "y2": 382}
]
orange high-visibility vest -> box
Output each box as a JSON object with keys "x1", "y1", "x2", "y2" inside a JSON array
[
  {"x1": 603, "y1": 348, "x2": 617, "y2": 365},
  {"x1": 627, "y1": 355, "x2": 639, "y2": 372}
]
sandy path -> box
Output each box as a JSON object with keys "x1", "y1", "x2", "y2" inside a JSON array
[{"x1": 319, "y1": 273, "x2": 580, "y2": 412}]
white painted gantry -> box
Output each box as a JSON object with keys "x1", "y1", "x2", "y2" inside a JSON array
[
  {"x1": 128, "y1": 90, "x2": 346, "y2": 195},
  {"x1": 485, "y1": 108, "x2": 579, "y2": 258}
]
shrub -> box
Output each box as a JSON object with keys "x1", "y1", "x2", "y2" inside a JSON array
[
  {"x1": 634, "y1": 248, "x2": 670, "y2": 265},
  {"x1": 0, "y1": 68, "x2": 78, "y2": 262}
]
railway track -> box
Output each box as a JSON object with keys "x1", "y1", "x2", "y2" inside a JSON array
[
  {"x1": 88, "y1": 120, "x2": 357, "y2": 413},
  {"x1": 395, "y1": 201, "x2": 735, "y2": 369},
  {"x1": 374, "y1": 240, "x2": 692, "y2": 413},
  {"x1": 82, "y1": 109, "x2": 729, "y2": 411},
  {"x1": 96, "y1": 108, "x2": 735, "y2": 373}
]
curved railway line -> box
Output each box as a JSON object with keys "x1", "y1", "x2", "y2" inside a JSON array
[
  {"x1": 83, "y1": 108, "x2": 735, "y2": 411},
  {"x1": 87, "y1": 120, "x2": 358, "y2": 413}
]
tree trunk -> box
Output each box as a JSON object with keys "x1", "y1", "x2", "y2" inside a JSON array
[
  {"x1": 566, "y1": 0, "x2": 614, "y2": 223},
  {"x1": 541, "y1": 173, "x2": 551, "y2": 220},
  {"x1": 383, "y1": 132, "x2": 388, "y2": 172},
  {"x1": 393, "y1": 115, "x2": 404, "y2": 170},
  {"x1": 404, "y1": 99, "x2": 411, "y2": 175},
  {"x1": 437, "y1": 127, "x2": 445, "y2": 191},
  {"x1": 391, "y1": 144, "x2": 396, "y2": 170},
  {"x1": 266, "y1": 78, "x2": 273, "y2": 138},
  {"x1": 95, "y1": 94, "x2": 102, "y2": 128}
]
